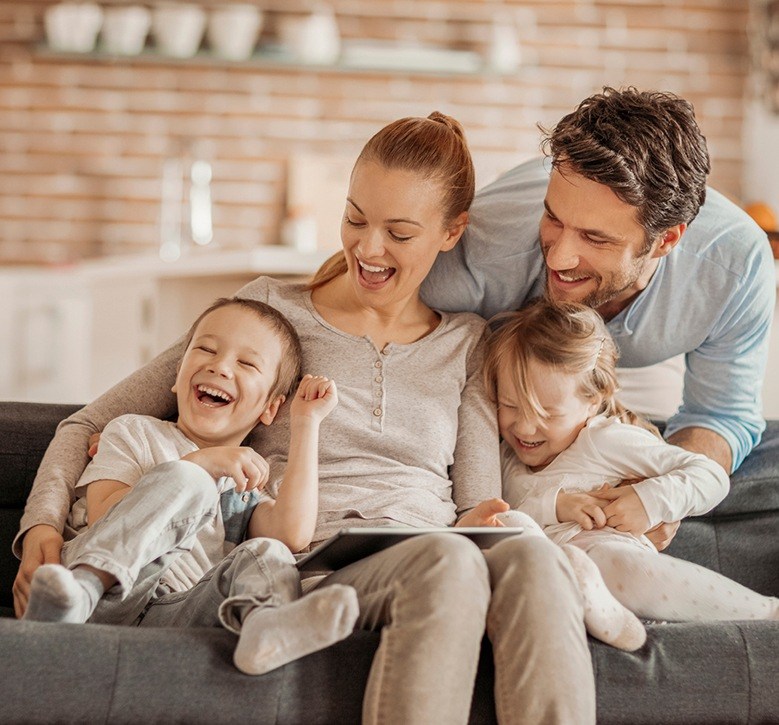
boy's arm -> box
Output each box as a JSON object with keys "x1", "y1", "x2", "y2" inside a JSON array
[
  {"x1": 248, "y1": 376, "x2": 337, "y2": 553},
  {"x1": 85, "y1": 479, "x2": 132, "y2": 525}
]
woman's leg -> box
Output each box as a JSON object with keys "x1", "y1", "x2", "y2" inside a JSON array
[
  {"x1": 584, "y1": 539, "x2": 779, "y2": 621},
  {"x1": 140, "y1": 537, "x2": 359, "y2": 674},
  {"x1": 313, "y1": 533, "x2": 491, "y2": 725},
  {"x1": 25, "y1": 460, "x2": 220, "y2": 624},
  {"x1": 484, "y1": 534, "x2": 596, "y2": 725}
]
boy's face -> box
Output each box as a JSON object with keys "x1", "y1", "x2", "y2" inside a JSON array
[
  {"x1": 173, "y1": 305, "x2": 285, "y2": 448},
  {"x1": 496, "y1": 358, "x2": 598, "y2": 472}
]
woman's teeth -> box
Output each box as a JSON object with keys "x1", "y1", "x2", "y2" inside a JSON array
[
  {"x1": 359, "y1": 260, "x2": 389, "y2": 273},
  {"x1": 519, "y1": 439, "x2": 543, "y2": 448}
]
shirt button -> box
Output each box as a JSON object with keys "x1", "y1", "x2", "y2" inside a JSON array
[
  {"x1": 241, "y1": 493, "x2": 250, "y2": 503},
  {"x1": 375, "y1": 375, "x2": 383, "y2": 383},
  {"x1": 373, "y1": 408, "x2": 382, "y2": 416},
  {"x1": 374, "y1": 361, "x2": 382, "y2": 369}
]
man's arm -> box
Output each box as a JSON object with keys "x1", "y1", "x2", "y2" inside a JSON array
[{"x1": 666, "y1": 426, "x2": 732, "y2": 475}]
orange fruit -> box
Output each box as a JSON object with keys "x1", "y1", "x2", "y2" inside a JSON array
[{"x1": 744, "y1": 201, "x2": 778, "y2": 231}]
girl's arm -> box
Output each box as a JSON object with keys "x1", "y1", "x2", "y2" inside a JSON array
[
  {"x1": 248, "y1": 376, "x2": 337, "y2": 553},
  {"x1": 589, "y1": 422, "x2": 730, "y2": 529}
]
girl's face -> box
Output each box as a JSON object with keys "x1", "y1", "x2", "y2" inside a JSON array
[
  {"x1": 496, "y1": 357, "x2": 600, "y2": 472},
  {"x1": 340, "y1": 159, "x2": 467, "y2": 309}
]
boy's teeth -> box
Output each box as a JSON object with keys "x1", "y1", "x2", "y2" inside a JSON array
[{"x1": 197, "y1": 385, "x2": 233, "y2": 402}]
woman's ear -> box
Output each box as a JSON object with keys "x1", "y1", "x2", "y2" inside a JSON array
[
  {"x1": 441, "y1": 211, "x2": 469, "y2": 252},
  {"x1": 258, "y1": 395, "x2": 286, "y2": 426}
]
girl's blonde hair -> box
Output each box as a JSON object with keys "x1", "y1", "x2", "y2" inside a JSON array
[
  {"x1": 483, "y1": 298, "x2": 659, "y2": 436},
  {"x1": 307, "y1": 111, "x2": 475, "y2": 291}
]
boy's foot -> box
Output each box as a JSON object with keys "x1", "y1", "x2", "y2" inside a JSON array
[
  {"x1": 562, "y1": 544, "x2": 647, "y2": 651},
  {"x1": 24, "y1": 564, "x2": 104, "y2": 624},
  {"x1": 233, "y1": 584, "x2": 359, "y2": 675}
]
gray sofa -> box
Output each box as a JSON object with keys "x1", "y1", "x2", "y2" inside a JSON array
[{"x1": 1, "y1": 402, "x2": 777, "y2": 724}]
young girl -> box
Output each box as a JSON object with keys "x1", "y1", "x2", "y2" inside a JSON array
[{"x1": 485, "y1": 298, "x2": 779, "y2": 649}]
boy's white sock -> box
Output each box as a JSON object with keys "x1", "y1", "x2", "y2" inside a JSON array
[
  {"x1": 24, "y1": 564, "x2": 104, "y2": 624},
  {"x1": 233, "y1": 584, "x2": 359, "y2": 676},
  {"x1": 562, "y1": 545, "x2": 646, "y2": 651}
]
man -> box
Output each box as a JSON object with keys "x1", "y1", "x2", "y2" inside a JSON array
[{"x1": 423, "y1": 87, "x2": 775, "y2": 478}]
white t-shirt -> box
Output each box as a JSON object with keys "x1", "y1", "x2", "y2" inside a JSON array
[
  {"x1": 500, "y1": 415, "x2": 730, "y2": 548},
  {"x1": 68, "y1": 414, "x2": 264, "y2": 592}
]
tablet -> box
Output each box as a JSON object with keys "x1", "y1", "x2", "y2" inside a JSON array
[{"x1": 296, "y1": 526, "x2": 524, "y2": 573}]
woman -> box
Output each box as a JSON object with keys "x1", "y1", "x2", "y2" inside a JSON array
[{"x1": 14, "y1": 113, "x2": 594, "y2": 724}]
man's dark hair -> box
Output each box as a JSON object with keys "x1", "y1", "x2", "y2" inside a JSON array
[
  {"x1": 540, "y1": 87, "x2": 711, "y2": 249},
  {"x1": 186, "y1": 297, "x2": 302, "y2": 401}
]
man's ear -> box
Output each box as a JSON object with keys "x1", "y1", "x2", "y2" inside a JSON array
[
  {"x1": 441, "y1": 211, "x2": 469, "y2": 252},
  {"x1": 652, "y1": 223, "x2": 686, "y2": 258},
  {"x1": 258, "y1": 394, "x2": 285, "y2": 426}
]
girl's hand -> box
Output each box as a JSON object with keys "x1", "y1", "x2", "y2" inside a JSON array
[
  {"x1": 182, "y1": 446, "x2": 270, "y2": 492},
  {"x1": 555, "y1": 490, "x2": 609, "y2": 530},
  {"x1": 290, "y1": 375, "x2": 338, "y2": 424},
  {"x1": 456, "y1": 498, "x2": 510, "y2": 528},
  {"x1": 590, "y1": 485, "x2": 651, "y2": 536}
]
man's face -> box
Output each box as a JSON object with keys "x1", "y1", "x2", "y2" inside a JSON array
[{"x1": 539, "y1": 165, "x2": 662, "y2": 317}]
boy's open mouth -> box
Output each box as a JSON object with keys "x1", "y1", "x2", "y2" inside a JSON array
[{"x1": 195, "y1": 384, "x2": 234, "y2": 407}]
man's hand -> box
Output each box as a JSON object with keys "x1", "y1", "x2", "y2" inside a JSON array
[
  {"x1": 644, "y1": 520, "x2": 681, "y2": 552},
  {"x1": 290, "y1": 375, "x2": 338, "y2": 423},
  {"x1": 182, "y1": 447, "x2": 270, "y2": 493},
  {"x1": 555, "y1": 490, "x2": 608, "y2": 530},
  {"x1": 13, "y1": 524, "x2": 64, "y2": 618},
  {"x1": 456, "y1": 498, "x2": 510, "y2": 527},
  {"x1": 590, "y1": 485, "x2": 650, "y2": 536}
]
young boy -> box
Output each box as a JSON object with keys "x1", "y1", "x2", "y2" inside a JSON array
[{"x1": 24, "y1": 297, "x2": 358, "y2": 676}]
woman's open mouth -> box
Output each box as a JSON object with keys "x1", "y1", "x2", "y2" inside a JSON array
[{"x1": 358, "y1": 259, "x2": 396, "y2": 287}]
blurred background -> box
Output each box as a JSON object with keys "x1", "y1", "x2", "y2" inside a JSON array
[{"x1": 1, "y1": 0, "x2": 778, "y2": 410}]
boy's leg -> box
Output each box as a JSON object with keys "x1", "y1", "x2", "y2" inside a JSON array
[
  {"x1": 25, "y1": 460, "x2": 219, "y2": 625},
  {"x1": 585, "y1": 539, "x2": 779, "y2": 621},
  {"x1": 139, "y1": 537, "x2": 359, "y2": 675},
  {"x1": 483, "y1": 534, "x2": 596, "y2": 725},
  {"x1": 312, "y1": 533, "x2": 491, "y2": 725}
]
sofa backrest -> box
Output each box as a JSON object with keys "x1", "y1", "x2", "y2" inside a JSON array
[{"x1": 0, "y1": 402, "x2": 82, "y2": 615}]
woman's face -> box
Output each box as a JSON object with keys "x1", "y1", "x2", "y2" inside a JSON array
[{"x1": 340, "y1": 159, "x2": 467, "y2": 308}]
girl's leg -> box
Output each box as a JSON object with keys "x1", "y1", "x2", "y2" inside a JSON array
[
  {"x1": 25, "y1": 460, "x2": 220, "y2": 624},
  {"x1": 313, "y1": 533, "x2": 491, "y2": 725},
  {"x1": 483, "y1": 534, "x2": 596, "y2": 725},
  {"x1": 498, "y1": 510, "x2": 646, "y2": 651},
  {"x1": 584, "y1": 539, "x2": 779, "y2": 621},
  {"x1": 140, "y1": 537, "x2": 359, "y2": 676}
]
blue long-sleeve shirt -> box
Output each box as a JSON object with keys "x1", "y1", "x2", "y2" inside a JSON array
[{"x1": 422, "y1": 157, "x2": 776, "y2": 471}]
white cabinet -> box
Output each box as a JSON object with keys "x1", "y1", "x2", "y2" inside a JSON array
[{"x1": 0, "y1": 248, "x2": 329, "y2": 404}]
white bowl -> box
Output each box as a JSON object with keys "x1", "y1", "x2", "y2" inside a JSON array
[
  {"x1": 152, "y1": 3, "x2": 207, "y2": 58},
  {"x1": 101, "y1": 5, "x2": 151, "y2": 56},
  {"x1": 44, "y1": 2, "x2": 103, "y2": 53},
  {"x1": 207, "y1": 4, "x2": 263, "y2": 61}
]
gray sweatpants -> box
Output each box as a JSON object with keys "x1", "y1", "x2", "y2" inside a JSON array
[{"x1": 61, "y1": 459, "x2": 299, "y2": 631}]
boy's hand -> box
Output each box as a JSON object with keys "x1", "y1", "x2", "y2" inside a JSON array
[
  {"x1": 13, "y1": 524, "x2": 64, "y2": 618},
  {"x1": 290, "y1": 375, "x2": 338, "y2": 423},
  {"x1": 182, "y1": 447, "x2": 270, "y2": 493},
  {"x1": 590, "y1": 484, "x2": 651, "y2": 536},
  {"x1": 556, "y1": 489, "x2": 609, "y2": 530},
  {"x1": 456, "y1": 498, "x2": 510, "y2": 527}
]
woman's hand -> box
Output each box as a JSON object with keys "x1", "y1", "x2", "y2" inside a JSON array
[
  {"x1": 13, "y1": 524, "x2": 64, "y2": 618},
  {"x1": 555, "y1": 490, "x2": 608, "y2": 530},
  {"x1": 644, "y1": 520, "x2": 681, "y2": 551},
  {"x1": 590, "y1": 485, "x2": 650, "y2": 536},
  {"x1": 181, "y1": 447, "x2": 270, "y2": 493},
  {"x1": 456, "y1": 498, "x2": 510, "y2": 527}
]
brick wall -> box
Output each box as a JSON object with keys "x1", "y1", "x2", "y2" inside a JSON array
[{"x1": 0, "y1": 0, "x2": 751, "y2": 263}]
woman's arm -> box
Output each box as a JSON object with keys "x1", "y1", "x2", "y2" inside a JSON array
[{"x1": 450, "y1": 324, "x2": 502, "y2": 518}]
